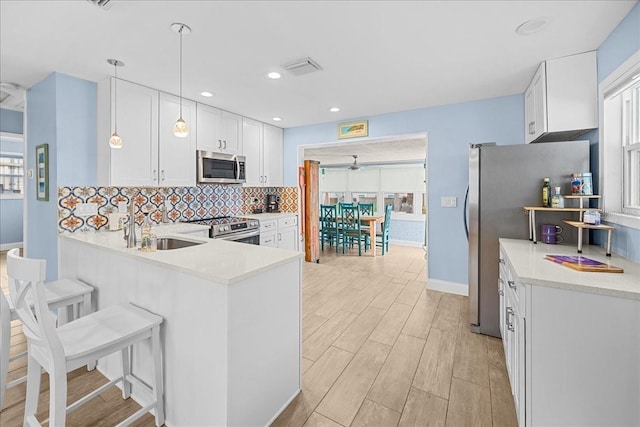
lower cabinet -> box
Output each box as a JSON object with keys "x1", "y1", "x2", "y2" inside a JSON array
[
  {"x1": 259, "y1": 216, "x2": 298, "y2": 251},
  {"x1": 500, "y1": 250, "x2": 525, "y2": 426},
  {"x1": 500, "y1": 242, "x2": 640, "y2": 427}
]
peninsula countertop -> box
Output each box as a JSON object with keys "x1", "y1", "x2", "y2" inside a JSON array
[
  {"x1": 59, "y1": 223, "x2": 303, "y2": 285},
  {"x1": 499, "y1": 238, "x2": 640, "y2": 300}
]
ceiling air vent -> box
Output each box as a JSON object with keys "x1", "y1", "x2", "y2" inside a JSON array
[
  {"x1": 86, "y1": 0, "x2": 112, "y2": 9},
  {"x1": 281, "y1": 57, "x2": 323, "y2": 76}
]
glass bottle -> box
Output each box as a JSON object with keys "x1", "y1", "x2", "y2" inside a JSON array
[
  {"x1": 551, "y1": 186, "x2": 564, "y2": 208},
  {"x1": 542, "y1": 178, "x2": 551, "y2": 207}
]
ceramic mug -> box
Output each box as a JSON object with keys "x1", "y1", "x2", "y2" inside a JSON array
[{"x1": 541, "y1": 224, "x2": 563, "y2": 244}]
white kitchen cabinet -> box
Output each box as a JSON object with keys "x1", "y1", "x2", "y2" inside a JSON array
[
  {"x1": 259, "y1": 219, "x2": 277, "y2": 247},
  {"x1": 196, "y1": 103, "x2": 222, "y2": 153},
  {"x1": 242, "y1": 118, "x2": 283, "y2": 187},
  {"x1": 158, "y1": 92, "x2": 196, "y2": 186},
  {"x1": 220, "y1": 111, "x2": 242, "y2": 154},
  {"x1": 500, "y1": 239, "x2": 640, "y2": 427},
  {"x1": 97, "y1": 78, "x2": 159, "y2": 187},
  {"x1": 524, "y1": 51, "x2": 597, "y2": 143},
  {"x1": 97, "y1": 78, "x2": 196, "y2": 187},
  {"x1": 277, "y1": 216, "x2": 298, "y2": 251}
]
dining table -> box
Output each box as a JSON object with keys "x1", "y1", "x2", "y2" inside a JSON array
[{"x1": 334, "y1": 214, "x2": 384, "y2": 257}]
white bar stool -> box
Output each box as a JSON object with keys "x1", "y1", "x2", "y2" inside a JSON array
[
  {"x1": 6, "y1": 248, "x2": 165, "y2": 426},
  {"x1": 1, "y1": 254, "x2": 94, "y2": 412}
]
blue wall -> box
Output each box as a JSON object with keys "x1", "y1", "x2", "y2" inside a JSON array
[
  {"x1": 285, "y1": 95, "x2": 524, "y2": 285},
  {"x1": 26, "y1": 73, "x2": 96, "y2": 280},
  {"x1": 0, "y1": 109, "x2": 25, "y2": 247},
  {"x1": 0, "y1": 108, "x2": 24, "y2": 134},
  {"x1": 591, "y1": 1, "x2": 640, "y2": 262}
]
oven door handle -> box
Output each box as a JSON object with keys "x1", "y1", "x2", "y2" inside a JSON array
[{"x1": 214, "y1": 230, "x2": 260, "y2": 241}]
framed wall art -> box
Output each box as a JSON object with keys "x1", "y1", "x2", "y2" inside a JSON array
[
  {"x1": 36, "y1": 143, "x2": 49, "y2": 201},
  {"x1": 338, "y1": 120, "x2": 368, "y2": 139}
]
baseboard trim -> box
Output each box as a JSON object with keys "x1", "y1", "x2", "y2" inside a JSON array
[
  {"x1": 427, "y1": 278, "x2": 468, "y2": 296},
  {"x1": 389, "y1": 239, "x2": 424, "y2": 247},
  {"x1": 0, "y1": 242, "x2": 23, "y2": 251}
]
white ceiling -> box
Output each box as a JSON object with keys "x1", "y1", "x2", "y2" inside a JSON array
[
  {"x1": 0, "y1": 0, "x2": 636, "y2": 128},
  {"x1": 304, "y1": 136, "x2": 426, "y2": 166}
]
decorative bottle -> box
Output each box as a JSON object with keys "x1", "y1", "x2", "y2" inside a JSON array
[
  {"x1": 551, "y1": 187, "x2": 564, "y2": 208},
  {"x1": 542, "y1": 178, "x2": 551, "y2": 207}
]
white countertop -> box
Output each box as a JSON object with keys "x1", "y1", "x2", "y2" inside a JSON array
[
  {"x1": 243, "y1": 212, "x2": 298, "y2": 221},
  {"x1": 59, "y1": 223, "x2": 302, "y2": 285},
  {"x1": 499, "y1": 238, "x2": 640, "y2": 300}
]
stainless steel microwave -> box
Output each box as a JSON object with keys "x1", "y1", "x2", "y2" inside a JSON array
[{"x1": 197, "y1": 151, "x2": 246, "y2": 184}]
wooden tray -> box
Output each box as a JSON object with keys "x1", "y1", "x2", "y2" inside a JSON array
[{"x1": 545, "y1": 255, "x2": 624, "y2": 273}]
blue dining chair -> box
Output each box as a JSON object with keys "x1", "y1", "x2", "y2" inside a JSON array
[
  {"x1": 320, "y1": 204, "x2": 339, "y2": 251},
  {"x1": 340, "y1": 205, "x2": 369, "y2": 255},
  {"x1": 376, "y1": 204, "x2": 393, "y2": 255},
  {"x1": 358, "y1": 203, "x2": 374, "y2": 216}
]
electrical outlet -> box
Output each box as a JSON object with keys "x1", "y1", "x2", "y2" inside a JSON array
[
  {"x1": 76, "y1": 202, "x2": 98, "y2": 216},
  {"x1": 440, "y1": 196, "x2": 457, "y2": 208}
]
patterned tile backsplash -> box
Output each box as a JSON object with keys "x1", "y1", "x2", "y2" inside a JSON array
[{"x1": 58, "y1": 185, "x2": 298, "y2": 233}]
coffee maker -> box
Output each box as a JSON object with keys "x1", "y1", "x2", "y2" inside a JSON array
[{"x1": 265, "y1": 194, "x2": 279, "y2": 213}]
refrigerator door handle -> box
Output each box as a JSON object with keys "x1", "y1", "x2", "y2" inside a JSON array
[{"x1": 464, "y1": 186, "x2": 469, "y2": 241}]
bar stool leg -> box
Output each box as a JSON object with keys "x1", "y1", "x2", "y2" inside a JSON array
[
  {"x1": 49, "y1": 366, "x2": 68, "y2": 426},
  {"x1": 23, "y1": 355, "x2": 41, "y2": 423},
  {"x1": 151, "y1": 326, "x2": 165, "y2": 427},
  {"x1": 121, "y1": 346, "x2": 132, "y2": 399},
  {"x1": 0, "y1": 310, "x2": 9, "y2": 411}
]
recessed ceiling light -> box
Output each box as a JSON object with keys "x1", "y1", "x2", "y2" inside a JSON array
[
  {"x1": 329, "y1": 107, "x2": 340, "y2": 112},
  {"x1": 267, "y1": 72, "x2": 281, "y2": 79},
  {"x1": 200, "y1": 91, "x2": 213, "y2": 97},
  {"x1": 516, "y1": 17, "x2": 552, "y2": 36},
  {"x1": 272, "y1": 117, "x2": 282, "y2": 122}
]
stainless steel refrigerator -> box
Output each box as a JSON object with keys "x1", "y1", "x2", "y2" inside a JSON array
[{"x1": 466, "y1": 141, "x2": 590, "y2": 337}]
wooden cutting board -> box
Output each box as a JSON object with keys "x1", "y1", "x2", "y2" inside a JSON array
[{"x1": 545, "y1": 255, "x2": 624, "y2": 273}]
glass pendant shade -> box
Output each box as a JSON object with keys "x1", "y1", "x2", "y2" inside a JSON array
[
  {"x1": 171, "y1": 23, "x2": 191, "y2": 138},
  {"x1": 109, "y1": 131, "x2": 123, "y2": 149},
  {"x1": 107, "y1": 58, "x2": 125, "y2": 149},
  {"x1": 173, "y1": 117, "x2": 189, "y2": 138}
]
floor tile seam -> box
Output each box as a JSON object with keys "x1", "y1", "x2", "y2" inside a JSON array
[
  {"x1": 330, "y1": 309, "x2": 388, "y2": 354},
  {"x1": 450, "y1": 374, "x2": 492, "y2": 392},
  {"x1": 303, "y1": 345, "x2": 355, "y2": 401},
  {"x1": 357, "y1": 397, "x2": 403, "y2": 424},
  {"x1": 368, "y1": 333, "x2": 428, "y2": 416}
]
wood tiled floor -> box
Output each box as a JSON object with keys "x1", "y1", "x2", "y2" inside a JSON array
[
  {"x1": 274, "y1": 244, "x2": 517, "y2": 427},
  {"x1": 0, "y1": 245, "x2": 517, "y2": 426}
]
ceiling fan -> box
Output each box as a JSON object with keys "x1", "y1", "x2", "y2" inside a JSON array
[{"x1": 348, "y1": 154, "x2": 362, "y2": 171}]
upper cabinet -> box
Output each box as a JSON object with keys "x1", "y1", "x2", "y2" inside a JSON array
[
  {"x1": 97, "y1": 78, "x2": 196, "y2": 187},
  {"x1": 97, "y1": 78, "x2": 159, "y2": 187},
  {"x1": 158, "y1": 92, "x2": 196, "y2": 187},
  {"x1": 524, "y1": 51, "x2": 597, "y2": 144},
  {"x1": 196, "y1": 105, "x2": 242, "y2": 155},
  {"x1": 262, "y1": 124, "x2": 284, "y2": 187},
  {"x1": 243, "y1": 119, "x2": 283, "y2": 187}
]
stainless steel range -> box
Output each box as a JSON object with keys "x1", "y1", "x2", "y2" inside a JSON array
[{"x1": 184, "y1": 216, "x2": 260, "y2": 244}]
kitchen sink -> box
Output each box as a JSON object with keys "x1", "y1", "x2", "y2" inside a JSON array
[{"x1": 156, "y1": 237, "x2": 205, "y2": 250}]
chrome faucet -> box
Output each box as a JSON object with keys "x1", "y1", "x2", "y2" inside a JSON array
[{"x1": 123, "y1": 200, "x2": 137, "y2": 248}]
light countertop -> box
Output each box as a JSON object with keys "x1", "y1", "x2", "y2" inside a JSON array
[
  {"x1": 499, "y1": 238, "x2": 640, "y2": 300},
  {"x1": 59, "y1": 223, "x2": 302, "y2": 285},
  {"x1": 243, "y1": 212, "x2": 298, "y2": 221}
]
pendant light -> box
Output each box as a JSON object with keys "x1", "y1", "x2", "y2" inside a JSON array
[
  {"x1": 171, "y1": 23, "x2": 191, "y2": 138},
  {"x1": 107, "y1": 59, "x2": 125, "y2": 149}
]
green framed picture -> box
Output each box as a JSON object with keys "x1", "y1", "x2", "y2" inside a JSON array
[
  {"x1": 36, "y1": 143, "x2": 49, "y2": 201},
  {"x1": 338, "y1": 120, "x2": 368, "y2": 139}
]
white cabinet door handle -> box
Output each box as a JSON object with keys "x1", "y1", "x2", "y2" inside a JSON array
[
  {"x1": 223, "y1": 140, "x2": 227, "y2": 149},
  {"x1": 153, "y1": 169, "x2": 158, "y2": 181},
  {"x1": 161, "y1": 170, "x2": 165, "y2": 181},
  {"x1": 218, "y1": 139, "x2": 222, "y2": 149}
]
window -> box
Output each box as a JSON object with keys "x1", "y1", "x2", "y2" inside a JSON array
[
  {"x1": 600, "y1": 51, "x2": 640, "y2": 226},
  {"x1": 0, "y1": 153, "x2": 24, "y2": 198},
  {"x1": 353, "y1": 193, "x2": 377, "y2": 211},
  {"x1": 322, "y1": 192, "x2": 346, "y2": 205},
  {"x1": 622, "y1": 80, "x2": 640, "y2": 210}
]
